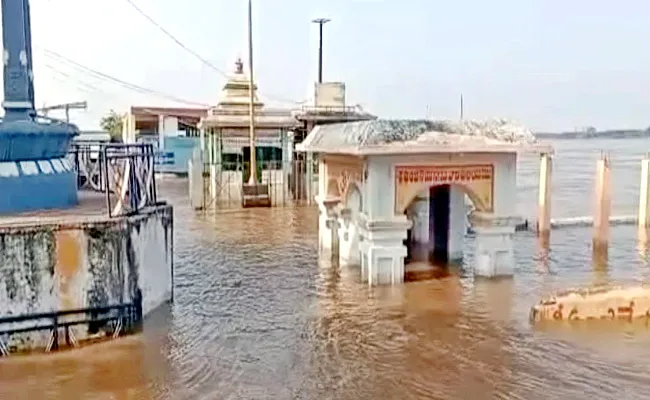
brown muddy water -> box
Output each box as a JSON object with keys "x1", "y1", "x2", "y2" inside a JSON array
[{"x1": 1, "y1": 138, "x2": 650, "y2": 399}]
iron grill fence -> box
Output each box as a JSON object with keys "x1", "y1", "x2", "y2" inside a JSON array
[
  {"x1": 0, "y1": 293, "x2": 142, "y2": 356},
  {"x1": 69, "y1": 142, "x2": 159, "y2": 218},
  {"x1": 202, "y1": 157, "x2": 318, "y2": 209}
]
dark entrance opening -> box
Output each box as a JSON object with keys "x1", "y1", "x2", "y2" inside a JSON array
[{"x1": 429, "y1": 184, "x2": 450, "y2": 263}]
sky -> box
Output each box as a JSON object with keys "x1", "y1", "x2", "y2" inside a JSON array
[{"x1": 15, "y1": 0, "x2": 650, "y2": 132}]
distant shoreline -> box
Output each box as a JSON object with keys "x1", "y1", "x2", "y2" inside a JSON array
[{"x1": 535, "y1": 130, "x2": 650, "y2": 139}]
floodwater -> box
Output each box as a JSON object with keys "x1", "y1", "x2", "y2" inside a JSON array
[{"x1": 1, "y1": 138, "x2": 650, "y2": 399}]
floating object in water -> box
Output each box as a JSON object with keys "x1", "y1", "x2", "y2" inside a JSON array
[{"x1": 529, "y1": 285, "x2": 650, "y2": 323}]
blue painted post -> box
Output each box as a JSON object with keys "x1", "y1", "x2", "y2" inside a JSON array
[{"x1": 0, "y1": 0, "x2": 79, "y2": 214}]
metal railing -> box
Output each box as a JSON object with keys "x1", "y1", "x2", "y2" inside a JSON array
[
  {"x1": 69, "y1": 142, "x2": 106, "y2": 191},
  {"x1": 0, "y1": 293, "x2": 142, "y2": 356},
  {"x1": 202, "y1": 157, "x2": 318, "y2": 209},
  {"x1": 69, "y1": 142, "x2": 159, "y2": 218},
  {"x1": 102, "y1": 143, "x2": 158, "y2": 218}
]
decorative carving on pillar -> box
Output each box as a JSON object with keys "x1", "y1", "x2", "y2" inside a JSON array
[
  {"x1": 394, "y1": 164, "x2": 494, "y2": 214},
  {"x1": 325, "y1": 157, "x2": 363, "y2": 200}
]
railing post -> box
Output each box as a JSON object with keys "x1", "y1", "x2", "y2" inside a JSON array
[
  {"x1": 52, "y1": 316, "x2": 59, "y2": 351},
  {"x1": 134, "y1": 288, "x2": 143, "y2": 331}
]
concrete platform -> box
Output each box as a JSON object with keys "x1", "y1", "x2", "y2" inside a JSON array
[
  {"x1": 530, "y1": 286, "x2": 650, "y2": 323},
  {"x1": 0, "y1": 190, "x2": 174, "y2": 354},
  {"x1": 0, "y1": 191, "x2": 121, "y2": 228}
]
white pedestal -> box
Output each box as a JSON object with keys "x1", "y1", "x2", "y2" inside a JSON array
[
  {"x1": 339, "y1": 208, "x2": 360, "y2": 266},
  {"x1": 316, "y1": 196, "x2": 340, "y2": 252},
  {"x1": 473, "y1": 225, "x2": 516, "y2": 278},
  {"x1": 326, "y1": 216, "x2": 340, "y2": 265},
  {"x1": 359, "y1": 215, "x2": 411, "y2": 285}
]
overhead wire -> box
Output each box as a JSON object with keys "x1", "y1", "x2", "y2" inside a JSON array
[
  {"x1": 122, "y1": 0, "x2": 302, "y2": 105},
  {"x1": 40, "y1": 53, "x2": 203, "y2": 123},
  {"x1": 42, "y1": 47, "x2": 210, "y2": 108}
]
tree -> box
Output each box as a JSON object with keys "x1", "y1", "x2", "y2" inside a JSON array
[{"x1": 100, "y1": 109, "x2": 124, "y2": 142}]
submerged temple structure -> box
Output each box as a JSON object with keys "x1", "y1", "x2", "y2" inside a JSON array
[
  {"x1": 297, "y1": 119, "x2": 553, "y2": 284},
  {"x1": 197, "y1": 59, "x2": 299, "y2": 204}
]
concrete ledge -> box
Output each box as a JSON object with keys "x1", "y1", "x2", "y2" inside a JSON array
[
  {"x1": 0, "y1": 200, "x2": 173, "y2": 353},
  {"x1": 530, "y1": 285, "x2": 650, "y2": 323}
]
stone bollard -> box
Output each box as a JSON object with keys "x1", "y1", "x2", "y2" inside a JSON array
[
  {"x1": 537, "y1": 153, "x2": 552, "y2": 237},
  {"x1": 638, "y1": 155, "x2": 650, "y2": 229},
  {"x1": 593, "y1": 154, "x2": 611, "y2": 251}
]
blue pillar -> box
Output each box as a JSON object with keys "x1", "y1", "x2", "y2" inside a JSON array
[{"x1": 0, "y1": 0, "x2": 79, "y2": 214}]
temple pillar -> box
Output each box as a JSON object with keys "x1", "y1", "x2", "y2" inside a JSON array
[
  {"x1": 470, "y1": 212, "x2": 520, "y2": 278},
  {"x1": 306, "y1": 152, "x2": 315, "y2": 204},
  {"x1": 158, "y1": 115, "x2": 165, "y2": 150},
  {"x1": 409, "y1": 195, "x2": 429, "y2": 244},
  {"x1": 281, "y1": 130, "x2": 294, "y2": 201},
  {"x1": 359, "y1": 214, "x2": 411, "y2": 285},
  {"x1": 199, "y1": 128, "x2": 206, "y2": 158}
]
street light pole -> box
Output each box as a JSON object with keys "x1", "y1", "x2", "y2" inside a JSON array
[
  {"x1": 247, "y1": 0, "x2": 257, "y2": 184},
  {"x1": 312, "y1": 18, "x2": 330, "y2": 83}
]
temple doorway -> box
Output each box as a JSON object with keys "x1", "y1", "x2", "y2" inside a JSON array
[
  {"x1": 404, "y1": 184, "x2": 470, "y2": 267},
  {"x1": 429, "y1": 184, "x2": 451, "y2": 263}
]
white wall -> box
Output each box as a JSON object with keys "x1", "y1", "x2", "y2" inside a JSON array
[
  {"x1": 162, "y1": 116, "x2": 179, "y2": 135},
  {"x1": 0, "y1": 205, "x2": 174, "y2": 352},
  {"x1": 365, "y1": 152, "x2": 518, "y2": 219}
]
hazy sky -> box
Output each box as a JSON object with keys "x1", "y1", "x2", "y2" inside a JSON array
[{"x1": 20, "y1": 0, "x2": 650, "y2": 132}]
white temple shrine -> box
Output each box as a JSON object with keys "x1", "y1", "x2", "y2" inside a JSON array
[{"x1": 296, "y1": 119, "x2": 553, "y2": 285}]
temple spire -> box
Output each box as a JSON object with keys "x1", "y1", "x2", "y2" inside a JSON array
[{"x1": 235, "y1": 57, "x2": 244, "y2": 74}]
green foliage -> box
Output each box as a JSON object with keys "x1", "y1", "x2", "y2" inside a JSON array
[{"x1": 99, "y1": 109, "x2": 124, "y2": 142}]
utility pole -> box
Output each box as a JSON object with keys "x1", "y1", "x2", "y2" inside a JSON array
[
  {"x1": 459, "y1": 93, "x2": 464, "y2": 120},
  {"x1": 312, "y1": 18, "x2": 330, "y2": 83},
  {"x1": 247, "y1": 0, "x2": 257, "y2": 184}
]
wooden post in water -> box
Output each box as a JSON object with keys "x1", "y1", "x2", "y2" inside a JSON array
[
  {"x1": 638, "y1": 154, "x2": 650, "y2": 229},
  {"x1": 537, "y1": 153, "x2": 552, "y2": 237},
  {"x1": 593, "y1": 154, "x2": 611, "y2": 252}
]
